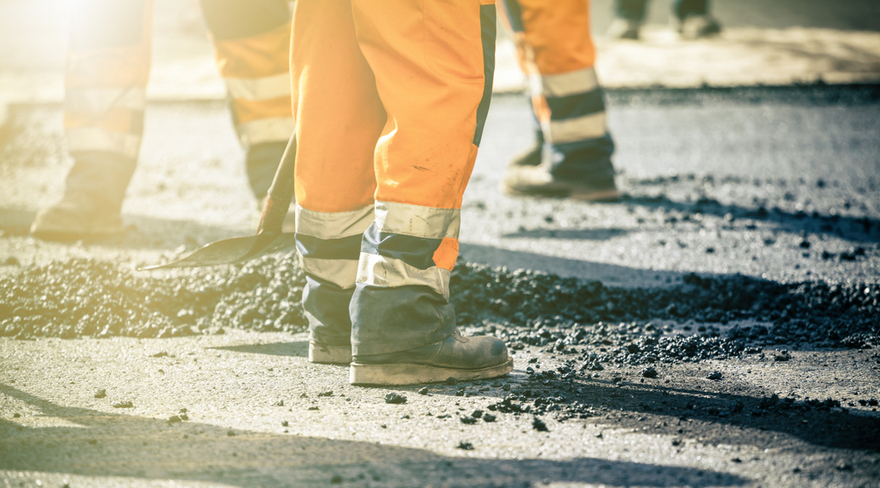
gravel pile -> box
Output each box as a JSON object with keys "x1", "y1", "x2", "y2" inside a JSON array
[
  {"x1": 0, "y1": 256, "x2": 307, "y2": 338},
  {"x1": 452, "y1": 263, "x2": 879, "y2": 358},
  {"x1": 1, "y1": 257, "x2": 877, "y2": 362}
]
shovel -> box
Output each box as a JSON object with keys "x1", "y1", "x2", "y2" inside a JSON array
[{"x1": 141, "y1": 135, "x2": 299, "y2": 270}]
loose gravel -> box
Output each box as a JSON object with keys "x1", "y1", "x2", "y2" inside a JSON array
[{"x1": 1, "y1": 254, "x2": 877, "y2": 366}]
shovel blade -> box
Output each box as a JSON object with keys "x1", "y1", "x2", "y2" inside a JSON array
[{"x1": 141, "y1": 232, "x2": 298, "y2": 270}]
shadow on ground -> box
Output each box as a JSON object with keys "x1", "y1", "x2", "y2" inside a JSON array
[
  {"x1": 200, "y1": 341, "x2": 880, "y2": 454},
  {"x1": 212, "y1": 340, "x2": 309, "y2": 358},
  {"x1": 0, "y1": 384, "x2": 746, "y2": 488},
  {"x1": 621, "y1": 193, "x2": 879, "y2": 244}
]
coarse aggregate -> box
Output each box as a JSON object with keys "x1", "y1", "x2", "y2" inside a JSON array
[{"x1": 1, "y1": 252, "x2": 876, "y2": 365}]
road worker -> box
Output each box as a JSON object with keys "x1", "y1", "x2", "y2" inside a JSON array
[
  {"x1": 608, "y1": 0, "x2": 721, "y2": 40},
  {"x1": 291, "y1": 0, "x2": 512, "y2": 385},
  {"x1": 498, "y1": 0, "x2": 620, "y2": 202},
  {"x1": 30, "y1": 0, "x2": 294, "y2": 241}
]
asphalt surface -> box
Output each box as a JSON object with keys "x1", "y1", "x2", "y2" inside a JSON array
[
  {"x1": 1, "y1": 84, "x2": 879, "y2": 487},
  {"x1": 466, "y1": 86, "x2": 880, "y2": 286}
]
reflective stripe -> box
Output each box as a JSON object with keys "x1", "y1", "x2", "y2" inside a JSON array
[
  {"x1": 547, "y1": 111, "x2": 607, "y2": 145},
  {"x1": 361, "y1": 225, "x2": 443, "y2": 270},
  {"x1": 67, "y1": 127, "x2": 141, "y2": 159},
  {"x1": 64, "y1": 88, "x2": 146, "y2": 113},
  {"x1": 224, "y1": 72, "x2": 291, "y2": 101},
  {"x1": 300, "y1": 257, "x2": 359, "y2": 290},
  {"x1": 295, "y1": 203, "x2": 373, "y2": 240},
  {"x1": 357, "y1": 253, "x2": 450, "y2": 301},
  {"x1": 540, "y1": 67, "x2": 599, "y2": 98},
  {"x1": 238, "y1": 116, "x2": 295, "y2": 145},
  {"x1": 374, "y1": 201, "x2": 460, "y2": 239},
  {"x1": 296, "y1": 204, "x2": 373, "y2": 290}
]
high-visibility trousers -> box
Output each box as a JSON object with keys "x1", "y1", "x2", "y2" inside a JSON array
[
  {"x1": 498, "y1": 0, "x2": 615, "y2": 183},
  {"x1": 292, "y1": 0, "x2": 496, "y2": 356},
  {"x1": 64, "y1": 0, "x2": 293, "y2": 162}
]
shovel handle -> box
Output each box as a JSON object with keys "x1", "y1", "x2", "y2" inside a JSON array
[{"x1": 257, "y1": 134, "x2": 297, "y2": 234}]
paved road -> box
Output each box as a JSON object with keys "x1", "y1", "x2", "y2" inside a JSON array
[
  {"x1": 590, "y1": 0, "x2": 880, "y2": 33},
  {"x1": 463, "y1": 85, "x2": 880, "y2": 286},
  {"x1": 1, "y1": 85, "x2": 877, "y2": 287}
]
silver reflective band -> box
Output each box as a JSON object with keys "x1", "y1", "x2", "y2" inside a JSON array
[
  {"x1": 547, "y1": 111, "x2": 607, "y2": 145},
  {"x1": 64, "y1": 88, "x2": 146, "y2": 113},
  {"x1": 295, "y1": 204, "x2": 374, "y2": 240},
  {"x1": 373, "y1": 201, "x2": 460, "y2": 240},
  {"x1": 540, "y1": 67, "x2": 599, "y2": 98},
  {"x1": 67, "y1": 127, "x2": 141, "y2": 159},
  {"x1": 224, "y1": 73, "x2": 292, "y2": 101},
  {"x1": 300, "y1": 256, "x2": 359, "y2": 290},
  {"x1": 357, "y1": 253, "x2": 450, "y2": 301},
  {"x1": 239, "y1": 117, "x2": 295, "y2": 145}
]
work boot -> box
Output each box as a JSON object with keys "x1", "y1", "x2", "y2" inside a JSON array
[
  {"x1": 309, "y1": 342, "x2": 352, "y2": 365},
  {"x1": 503, "y1": 164, "x2": 621, "y2": 202},
  {"x1": 606, "y1": 17, "x2": 641, "y2": 40},
  {"x1": 350, "y1": 329, "x2": 513, "y2": 386},
  {"x1": 678, "y1": 14, "x2": 721, "y2": 40},
  {"x1": 510, "y1": 141, "x2": 542, "y2": 168},
  {"x1": 245, "y1": 141, "x2": 286, "y2": 202},
  {"x1": 31, "y1": 151, "x2": 135, "y2": 242}
]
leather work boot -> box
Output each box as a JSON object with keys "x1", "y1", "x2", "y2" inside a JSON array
[
  {"x1": 510, "y1": 141, "x2": 542, "y2": 168},
  {"x1": 349, "y1": 330, "x2": 513, "y2": 386},
  {"x1": 245, "y1": 141, "x2": 286, "y2": 202},
  {"x1": 31, "y1": 151, "x2": 135, "y2": 242},
  {"x1": 31, "y1": 192, "x2": 124, "y2": 242},
  {"x1": 309, "y1": 342, "x2": 352, "y2": 365},
  {"x1": 503, "y1": 164, "x2": 621, "y2": 202}
]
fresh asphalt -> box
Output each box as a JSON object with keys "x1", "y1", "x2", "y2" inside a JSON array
[
  {"x1": 1, "y1": 80, "x2": 879, "y2": 488},
  {"x1": 463, "y1": 85, "x2": 880, "y2": 287}
]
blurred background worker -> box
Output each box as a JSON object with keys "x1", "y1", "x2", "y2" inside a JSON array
[
  {"x1": 293, "y1": 0, "x2": 511, "y2": 385},
  {"x1": 499, "y1": 0, "x2": 620, "y2": 202},
  {"x1": 30, "y1": 0, "x2": 293, "y2": 242},
  {"x1": 607, "y1": 0, "x2": 721, "y2": 40}
]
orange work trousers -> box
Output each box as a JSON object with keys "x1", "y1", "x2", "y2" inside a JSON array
[
  {"x1": 65, "y1": 0, "x2": 293, "y2": 162},
  {"x1": 292, "y1": 0, "x2": 496, "y2": 355},
  {"x1": 498, "y1": 0, "x2": 615, "y2": 183}
]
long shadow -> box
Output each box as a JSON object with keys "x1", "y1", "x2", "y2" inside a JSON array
[
  {"x1": 0, "y1": 206, "x2": 244, "y2": 247},
  {"x1": 202, "y1": 341, "x2": 880, "y2": 454},
  {"x1": 212, "y1": 340, "x2": 309, "y2": 358},
  {"x1": 0, "y1": 384, "x2": 746, "y2": 488},
  {"x1": 621, "y1": 193, "x2": 879, "y2": 244},
  {"x1": 496, "y1": 374, "x2": 880, "y2": 452},
  {"x1": 459, "y1": 242, "x2": 694, "y2": 286},
  {"x1": 502, "y1": 227, "x2": 632, "y2": 240},
  {"x1": 0, "y1": 207, "x2": 299, "y2": 254}
]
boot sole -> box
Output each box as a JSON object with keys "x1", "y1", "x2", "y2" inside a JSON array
[
  {"x1": 349, "y1": 358, "x2": 514, "y2": 386},
  {"x1": 309, "y1": 342, "x2": 352, "y2": 365}
]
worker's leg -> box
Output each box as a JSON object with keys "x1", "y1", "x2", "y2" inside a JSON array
[
  {"x1": 347, "y1": 0, "x2": 511, "y2": 385},
  {"x1": 673, "y1": 0, "x2": 708, "y2": 19},
  {"x1": 617, "y1": 0, "x2": 649, "y2": 22},
  {"x1": 290, "y1": 0, "x2": 386, "y2": 364},
  {"x1": 673, "y1": 0, "x2": 720, "y2": 39},
  {"x1": 608, "y1": 0, "x2": 647, "y2": 39},
  {"x1": 500, "y1": 0, "x2": 618, "y2": 201},
  {"x1": 31, "y1": 0, "x2": 153, "y2": 241},
  {"x1": 200, "y1": 0, "x2": 293, "y2": 201}
]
